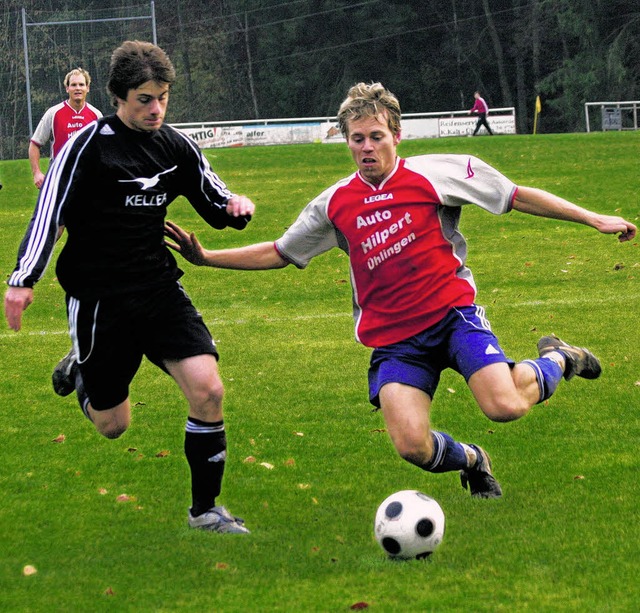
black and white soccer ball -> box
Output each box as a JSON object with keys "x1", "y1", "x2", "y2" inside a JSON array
[{"x1": 374, "y1": 490, "x2": 445, "y2": 559}]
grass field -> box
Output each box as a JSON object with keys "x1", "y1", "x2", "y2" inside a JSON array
[{"x1": 0, "y1": 132, "x2": 639, "y2": 612}]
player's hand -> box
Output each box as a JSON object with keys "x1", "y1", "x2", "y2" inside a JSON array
[
  {"x1": 164, "y1": 220, "x2": 207, "y2": 266},
  {"x1": 594, "y1": 215, "x2": 637, "y2": 242},
  {"x1": 4, "y1": 286, "x2": 34, "y2": 331},
  {"x1": 33, "y1": 171, "x2": 45, "y2": 189},
  {"x1": 226, "y1": 195, "x2": 255, "y2": 218}
]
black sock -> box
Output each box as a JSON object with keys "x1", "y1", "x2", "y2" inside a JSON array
[
  {"x1": 185, "y1": 417, "x2": 226, "y2": 517},
  {"x1": 75, "y1": 370, "x2": 92, "y2": 421}
]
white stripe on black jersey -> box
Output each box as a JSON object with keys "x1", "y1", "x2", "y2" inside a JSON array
[{"x1": 9, "y1": 115, "x2": 251, "y2": 300}]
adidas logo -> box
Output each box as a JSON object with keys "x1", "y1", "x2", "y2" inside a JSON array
[
  {"x1": 485, "y1": 344, "x2": 500, "y2": 355},
  {"x1": 100, "y1": 124, "x2": 115, "y2": 135}
]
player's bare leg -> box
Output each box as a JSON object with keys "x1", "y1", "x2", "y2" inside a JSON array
[
  {"x1": 165, "y1": 354, "x2": 249, "y2": 534},
  {"x1": 380, "y1": 382, "x2": 501, "y2": 498}
]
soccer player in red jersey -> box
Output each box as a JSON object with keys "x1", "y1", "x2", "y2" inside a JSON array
[
  {"x1": 28, "y1": 68, "x2": 102, "y2": 189},
  {"x1": 165, "y1": 82, "x2": 636, "y2": 499}
]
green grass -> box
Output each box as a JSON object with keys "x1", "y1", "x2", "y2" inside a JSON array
[{"x1": 1, "y1": 132, "x2": 639, "y2": 611}]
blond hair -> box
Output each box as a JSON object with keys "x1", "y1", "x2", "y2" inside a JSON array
[
  {"x1": 337, "y1": 82, "x2": 401, "y2": 138},
  {"x1": 64, "y1": 67, "x2": 91, "y2": 87}
]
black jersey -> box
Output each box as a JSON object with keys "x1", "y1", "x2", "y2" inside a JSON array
[{"x1": 9, "y1": 115, "x2": 250, "y2": 299}]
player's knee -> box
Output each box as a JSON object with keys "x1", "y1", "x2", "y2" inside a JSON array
[
  {"x1": 200, "y1": 379, "x2": 224, "y2": 408},
  {"x1": 93, "y1": 409, "x2": 130, "y2": 439},
  {"x1": 99, "y1": 424, "x2": 127, "y2": 439},
  {"x1": 95, "y1": 419, "x2": 128, "y2": 439},
  {"x1": 188, "y1": 379, "x2": 225, "y2": 421}
]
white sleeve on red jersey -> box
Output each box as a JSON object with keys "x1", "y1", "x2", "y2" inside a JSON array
[
  {"x1": 275, "y1": 176, "x2": 354, "y2": 268},
  {"x1": 30, "y1": 102, "x2": 65, "y2": 147},
  {"x1": 404, "y1": 154, "x2": 517, "y2": 214}
]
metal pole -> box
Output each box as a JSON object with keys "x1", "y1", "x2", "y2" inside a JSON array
[
  {"x1": 22, "y1": 8, "x2": 33, "y2": 136},
  {"x1": 584, "y1": 103, "x2": 590, "y2": 133},
  {"x1": 151, "y1": 1, "x2": 157, "y2": 45}
]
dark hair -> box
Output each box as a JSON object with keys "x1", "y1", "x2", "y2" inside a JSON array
[{"x1": 107, "y1": 40, "x2": 176, "y2": 106}]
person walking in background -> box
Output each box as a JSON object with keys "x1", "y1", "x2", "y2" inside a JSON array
[
  {"x1": 28, "y1": 67, "x2": 102, "y2": 189},
  {"x1": 5, "y1": 41, "x2": 255, "y2": 533},
  {"x1": 164, "y1": 82, "x2": 636, "y2": 500},
  {"x1": 470, "y1": 90, "x2": 494, "y2": 135}
]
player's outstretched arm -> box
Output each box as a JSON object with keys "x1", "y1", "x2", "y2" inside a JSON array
[
  {"x1": 513, "y1": 186, "x2": 637, "y2": 242},
  {"x1": 164, "y1": 220, "x2": 288, "y2": 270},
  {"x1": 4, "y1": 286, "x2": 34, "y2": 331}
]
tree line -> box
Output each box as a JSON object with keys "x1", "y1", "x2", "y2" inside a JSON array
[{"x1": 1, "y1": 0, "x2": 638, "y2": 160}]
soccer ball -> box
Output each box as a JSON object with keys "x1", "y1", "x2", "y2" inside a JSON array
[{"x1": 374, "y1": 490, "x2": 445, "y2": 559}]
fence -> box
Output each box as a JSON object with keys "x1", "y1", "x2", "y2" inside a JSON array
[{"x1": 171, "y1": 107, "x2": 517, "y2": 150}]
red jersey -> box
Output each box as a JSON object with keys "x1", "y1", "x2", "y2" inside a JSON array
[
  {"x1": 31, "y1": 100, "x2": 102, "y2": 159},
  {"x1": 275, "y1": 155, "x2": 517, "y2": 348}
]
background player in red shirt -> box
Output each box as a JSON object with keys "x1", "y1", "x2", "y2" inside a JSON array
[
  {"x1": 28, "y1": 67, "x2": 102, "y2": 189},
  {"x1": 164, "y1": 82, "x2": 635, "y2": 499}
]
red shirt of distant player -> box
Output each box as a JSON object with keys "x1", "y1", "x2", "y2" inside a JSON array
[{"x1": 30, "y1": 100, "x2": 102, "y2": 159}]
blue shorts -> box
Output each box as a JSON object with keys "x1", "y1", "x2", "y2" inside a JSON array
[{"x1": 368, "y1": 305, "x2": 513, "y2": 407}]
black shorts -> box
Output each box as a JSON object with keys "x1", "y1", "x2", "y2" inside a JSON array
[{"x1": 66, "y1": 282, "x2": 217, "y2": 411}]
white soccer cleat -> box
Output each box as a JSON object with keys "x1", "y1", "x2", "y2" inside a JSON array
[{"x1": 188, "y1": 506, "x2": 250, "y2": 534}]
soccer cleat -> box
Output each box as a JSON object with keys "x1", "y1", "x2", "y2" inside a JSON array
[
  {"x1": 537, "y1": 334, "x2": 602, "y2": 381},
  {"x1": 188, "y1": 506, "x2": 250, "y2": 534},
  {"x1": 460, "y1": 445, "x2": 502, "y2": 499},
  {"x1": 52, "y1": 348, "x2": 79, "y2": 396}
]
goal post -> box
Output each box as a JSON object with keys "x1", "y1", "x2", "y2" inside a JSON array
[
  {"x1": 21, "y1": 2, "x2": 157, "y2": 144},
  {"x1": 584, "y1": 101, "x2": 640, "y2": 133}
]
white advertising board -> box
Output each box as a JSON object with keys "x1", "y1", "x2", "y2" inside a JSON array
[
  {"x1": 439, "y1": 115, "x2": 516, "y2": 137},
  {"x1": 173, "y1": 109, "x2": 516, "y2": 149}
]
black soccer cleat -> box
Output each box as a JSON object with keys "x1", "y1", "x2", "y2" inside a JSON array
[
  {"x1": 460, "y1": 445, "x2": 503, "y2": 499},
  {"x1": 537, "y1": 334, "x2": 602, "y2": 381},
  {"x1": 52, "y1": 348, "x2": 79, "y2": 396}
]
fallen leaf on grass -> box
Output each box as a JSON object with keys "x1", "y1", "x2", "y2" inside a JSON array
[
  {"x1": 214, "y1": 562, "x2": 229, "y2": 571},
  {"x1": 298, "y1": 483, "x2": 311, "y2": 490},
  {"x1": 98, "y1": 488, "x2": 108, "y2": 495},
  {"x1": 104, "y1": 587, "x2": 115, "y2": 596},
  {"x1": 284, "y1": 458, "x2": 295, "y2": 466},
  {"x1": 243, "y1": 456, "x2": 256, "y2": 463},
  {"x1": 52, "y1": 434, "x2": 65, "y2": 443},
  {"x1": 259, "y1": 462, "x2": 274, "y2": 470},
  {"x1": 23, "y1": 565, "x2": 37, "y2": 576},
  {"x1": 116, "y1": 494, "x2": 136, "y2": 502},
  {"x1": 350, "y1": 602, "x2": 369, "y2": 610},
  {"x1": 155, "y1": 450, "x2": 170, "y2": 458}
]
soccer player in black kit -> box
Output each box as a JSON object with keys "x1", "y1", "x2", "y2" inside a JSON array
[{"x1": 4, "y1": 41, "x2": 254, "y2": 533}]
